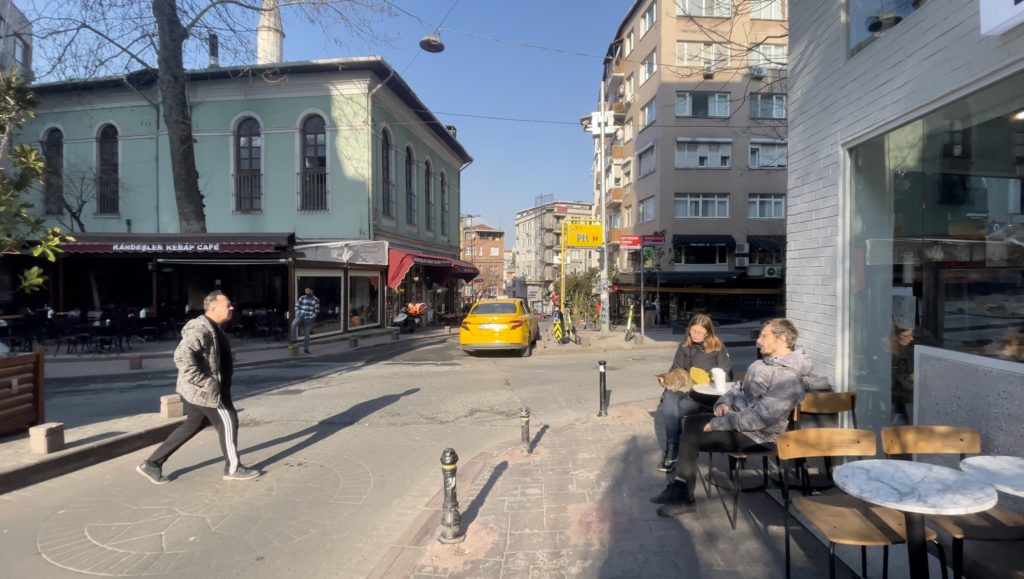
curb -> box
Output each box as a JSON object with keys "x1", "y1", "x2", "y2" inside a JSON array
[{"x1": 0, "y1": 417, "x2": 185, "y2": 495}]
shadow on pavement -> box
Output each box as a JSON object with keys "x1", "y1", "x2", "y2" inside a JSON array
[
  {"x1": 166, "y1": 388, "x2": 420, "y2": 479},
  {"x1": 461, "y1": 461, "x2": 508, "y2": 531},
  {"x1": 529, "y1": 424, "x2": 549, "y2": 453}
]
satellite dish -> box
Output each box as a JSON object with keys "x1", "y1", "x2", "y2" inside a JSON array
[{"x1": 419, "y1": 33, "x2": 445, "y2": 53}]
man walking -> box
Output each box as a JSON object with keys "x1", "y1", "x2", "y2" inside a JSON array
[
  {"x1": 136, "y1": 291, "x2": 260, "y2": 484},
  {"x1": 652, "y1": 317, "x2": 811, "y2": 515},
  {"x1": 292, "y1": 286, "x2": 319, "y2": 354}
]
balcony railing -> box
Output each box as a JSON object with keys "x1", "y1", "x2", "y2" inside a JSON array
[{"x1": 300, "y1": 169, "x2": 328, "y2": 211}]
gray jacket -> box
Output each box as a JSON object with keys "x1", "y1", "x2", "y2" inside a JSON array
[
  {"x1": 174, "y1": 315, "x2": 226, "y2": 408},
  {"x1": 708, "y1": 346, "x2": 812, "y2": 445}
]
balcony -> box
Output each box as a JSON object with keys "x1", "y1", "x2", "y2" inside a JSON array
[
  {"x1": 611, "y1": 145, "x2": 626, "y2": 160},
  {"x1": 605, "y1": 187, "x2": 623, "y2": 207}
]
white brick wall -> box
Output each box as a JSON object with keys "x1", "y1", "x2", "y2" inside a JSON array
[{"x1": 788, "y1": 1, "x2": 1024, "y2": 381}]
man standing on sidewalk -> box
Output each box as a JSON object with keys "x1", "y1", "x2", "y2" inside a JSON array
[
  {"x1": 292, "y1": 286, "x2": 319, "y2": 354},
  {"x1": 136, "y1": 291, "x2": 260, "y2": 484},
  {"x1": 652, "y1": 318, "x2": 810, "y2": 515}
]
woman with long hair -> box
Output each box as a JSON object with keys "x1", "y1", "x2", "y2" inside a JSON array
[{"x1": 656, "y1": 313, "x2": 732, "y2": 472}]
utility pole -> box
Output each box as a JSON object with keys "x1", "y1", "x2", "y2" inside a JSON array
[{"x1": 596, "y1": 83, "x2": 611, "y2": 335}]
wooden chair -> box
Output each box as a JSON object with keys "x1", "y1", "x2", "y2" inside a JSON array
[
  {"x1": 794, "y1": 391, "x2": 858, "y2": 489},
  {"x1": 778, "y1": 428, "x2": 946, "y2": 579},
  {"x1": 882, "y1": 426, "x2": 1024, "y2": 579}
]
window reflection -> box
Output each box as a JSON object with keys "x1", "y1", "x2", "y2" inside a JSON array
[{"x1": 849, "y1": 70, "x2": 1024, "y2": 428}]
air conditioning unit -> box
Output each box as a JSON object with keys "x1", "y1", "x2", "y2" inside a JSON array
[
  {"x1": 735, "y1": 256, "x2": 749, "y2": 268},
  {"x1": 750, "y1": 65, "x2": 768, "y2": 80},
  {"x1": 703, "y1": 65, "x2": 715, "y2": 79},
  {"x1": 735, "y1": 243, "x2": 750, "y2": 254},
  {"x1": 765, "y1": 265, "x2": 783, "y2": 278}
]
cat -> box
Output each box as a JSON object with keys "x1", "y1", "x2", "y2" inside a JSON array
[{"x1": 656, "y1": 367, "x2": 695, "y2": 393}]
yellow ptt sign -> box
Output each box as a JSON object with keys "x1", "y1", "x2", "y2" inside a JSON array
[{"x1": 565, "y1": 223, "x2": 604, "y2": 248}]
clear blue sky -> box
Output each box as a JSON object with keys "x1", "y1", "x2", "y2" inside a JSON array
[{"x1": 285, "y1": 1, "x2": 633, "y2": 244}]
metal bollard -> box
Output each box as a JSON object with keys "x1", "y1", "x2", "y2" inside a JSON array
[
  {"x1": 438, "y1": 448, "x2": 465, "y2": 544},
  {"x1": 598, "y1": 360, "x2": 608, "y2": 417},
  {"x1": 520, "y1": 407, "x2": 531, "y2": 454}
]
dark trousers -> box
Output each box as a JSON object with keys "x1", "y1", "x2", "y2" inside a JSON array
[
  {"x1": 146, "y1": 397, "x2": 242, "y2": 474},
  {"x1": 660, "y1": 390, "x2": 707, "y2": 451},
  {"x1": 676, "y1": 413, "x2": 773, "y2": 501}
]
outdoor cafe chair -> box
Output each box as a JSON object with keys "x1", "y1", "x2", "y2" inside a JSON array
[
  {"x1": 882, "y1": 425, "x2": 1024, "y2": 579},
  {"x1": 792, "y1": 391, "x2": 858, "y2": 489},
  {"x1": 778, "y1": 428, "x2": 947, "y2": 579}
]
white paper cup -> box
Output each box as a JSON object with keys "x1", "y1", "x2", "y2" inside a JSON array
[{"x1": 711, "y1": 368, "x2": 726, "y2": 391}]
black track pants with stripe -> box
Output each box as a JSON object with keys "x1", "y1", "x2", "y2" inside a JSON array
[{"x1": 146, "y1": 397, "x2": 242, "y2": 474}]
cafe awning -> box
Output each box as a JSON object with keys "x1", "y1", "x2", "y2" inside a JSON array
[
  {"x1": 386, "y1": 248, "x2": 478, "y2": 290},
  {"x1": 747, "y1": 235, "x2": 785, "y2": 252},
  {"x1": 294, "y1": 240, "x2": 388, "y2": 265},
  {"x1": 61, "y1": 232, "x2": 295, "y2": 254},
  {"x1": 672, "y1": 235, "x2": 736, "y2": 247}
]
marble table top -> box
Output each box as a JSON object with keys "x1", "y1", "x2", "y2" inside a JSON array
[
  {"x1": 960, "y1": 456, "x2": 1024, "y2": 497},
  {"x1": 834, "y1": 459, "x2": 998, "y2": 515}
]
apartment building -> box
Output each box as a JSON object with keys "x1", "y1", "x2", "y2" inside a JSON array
[
  {"x1": 0, "y1": 0, "x2": 31, "y2": 78},
  {"x1": 461, "y1": 223, "x2": 505, "y2": 300},
  {"x1": 590, "y1": 0, "x2": 788, "y2": 322},
  {"x1": 513, "y1": 201, "x2": 598, "y2": 313}
]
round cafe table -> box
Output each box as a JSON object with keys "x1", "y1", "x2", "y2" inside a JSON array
[
  {"x1": 689, "y1": 382, "x2": 731, "y2": 407},
  {"x1": 834, "y1": 459, "x2": 997, "y2": 579},
  {"x1": 960, "y1": 455, "x2": 1024, "y2": 497}
]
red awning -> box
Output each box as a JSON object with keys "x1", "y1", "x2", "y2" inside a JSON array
[
  {"x1": 448, "y1": 258, "x2": 480, "y2": 282},
  {"x1": 386, "y1": 248, "x2": 460, "y2": 290}
]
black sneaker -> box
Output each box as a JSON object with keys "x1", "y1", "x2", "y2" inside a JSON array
[
  {"x1": 656, "y1": 499, "x2": 696, "y2": 517},
  {"x1": 136, "y1": 462, "x2": 168, "y2": 485},
  {"x1": 223, "y1": 465, "x2": 261, "y2": 481},
  {"x1": 649, "y1": 479, "x2": 688, "y2": 504}
]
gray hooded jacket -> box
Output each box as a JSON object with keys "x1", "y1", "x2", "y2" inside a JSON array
[
  {"x1": 708, "y1": 346, "x2": 812, "y2": 445},
  {"x1": 174, "y1": 315, "x2": 226, "y2": 408}
]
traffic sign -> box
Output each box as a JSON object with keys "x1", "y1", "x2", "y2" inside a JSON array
[{"x1": 565, "y1": 223, "x2": 603, "y2": 248}]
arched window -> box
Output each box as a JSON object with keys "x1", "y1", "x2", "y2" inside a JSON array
[
  {"x1": 300, "y1": 114, "x2": 327, "y2": 211},
  {"x1": 440, "y1": 172, "x2": 449, "y2": 236},
  {"x1": 424, "y1": 160, "x2": 434, "y2": 232},
  {"x1": 405, "y1": 145, "x2": 417, "y2": 226},
  {"x1": 235, "y1": 117, "x2": 262, "y2": 212},
  {"x1": 97, "y1": 125, "x2": 119, "y2": 214},
  {"x1": 381, "y1": 128, "x2": 395, "y2": 218},
  {"x1": 43, "y1": 128, "x2": 64, "y2": 215}
]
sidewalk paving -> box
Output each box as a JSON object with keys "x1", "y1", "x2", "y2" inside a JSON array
[{"x1": 371, "y1": 398, "x2": 936, "y2": 579}]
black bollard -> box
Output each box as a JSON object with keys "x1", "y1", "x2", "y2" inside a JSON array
[
  {"x1": 520, "y1": 407, "x2": 531, "y2": 454},
  {"x1": 598, "y1": 360, "x2": 608, "y2": 417},
  {"x1": 438, "y1": 448, "x2": 465, "y2": 544}
]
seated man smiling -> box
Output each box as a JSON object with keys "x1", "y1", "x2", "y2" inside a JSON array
[{"x1": 654, "y1": 317, "x2": 811, "y2": 516}]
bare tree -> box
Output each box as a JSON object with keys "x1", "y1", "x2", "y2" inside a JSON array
[
  {"x1": 53, "y1": 165, "x2": 128, "y2": 233},
  {"x1": 27, "y1": 0, "x2": 395, "y2": 233}
]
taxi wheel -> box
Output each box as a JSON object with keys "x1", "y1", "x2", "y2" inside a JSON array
[{"x1": 520, "y1": 341, "x2": 533, "y2": 358}]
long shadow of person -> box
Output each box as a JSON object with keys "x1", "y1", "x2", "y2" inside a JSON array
[{"x1": 167, "y1": 388, "x2": 420, "y2": 479}]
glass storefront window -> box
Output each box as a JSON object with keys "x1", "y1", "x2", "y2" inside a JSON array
[
  {"x1": 849, "y1": 71, "x2": 1024, "y2": 430},
  {"x1": 295, "y1": 272, "x2": 342, "y2": 335},
  {"x1": 348, "y1": 272, "x2": 380, "y2": 329},
  {"x1": 848, "y1": 0, "x2": 928, "y2": 56}
]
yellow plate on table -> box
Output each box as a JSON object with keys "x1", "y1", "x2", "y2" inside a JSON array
[{"x1": 689, "y1": 367, "x2": 710, "y2": 385}]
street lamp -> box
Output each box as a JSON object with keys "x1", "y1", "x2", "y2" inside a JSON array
[{"x1": 581, "y1": 83, "x2": 616, "y2": 335}]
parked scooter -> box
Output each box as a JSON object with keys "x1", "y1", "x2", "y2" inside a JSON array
[{"x1": 392, "y1": 302, "x2": 428, "y2": 334}]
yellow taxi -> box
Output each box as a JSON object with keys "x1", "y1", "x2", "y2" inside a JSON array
[{"x1": 460, "y1": 298, "x2": 540, "y2": 357}]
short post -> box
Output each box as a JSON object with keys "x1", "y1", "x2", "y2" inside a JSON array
[
  {"x1": 519, "y1": 407, "x2": 531, "y2": 454},
  {"x1": 598, "y1": 360, "x2": 608, "y2": 417},
  {"x1": 29, "y1": 422, "x2": 65, "y2": 455},
  {"x1": 160, "y1": 394, "x2": 184, "y2": 419},
  {"x1": 438, "y1": 448, "x2": 465, "y2": 544},
  {"x1": 129, "y1": 355, "x2": 143, "y2": 370}
]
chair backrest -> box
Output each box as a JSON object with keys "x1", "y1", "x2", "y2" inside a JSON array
[
  {"x1": 799, "y1": 391, "x2": 856, "y2": 415},
  {"x1": 880, "y1": 425, "x2": 980, "y2": 456},
  {"x1": 776, "y1": 428, "x2": 877, "y2": 461}
]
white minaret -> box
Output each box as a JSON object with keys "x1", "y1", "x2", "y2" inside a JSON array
[{"x1": 256, "y1": 0, "x2": 284, "y2": 64}]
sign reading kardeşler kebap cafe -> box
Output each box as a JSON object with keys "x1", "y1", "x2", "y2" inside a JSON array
[{"x1": 59, "y1": 233, "x2": 292, "y2": 254}]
